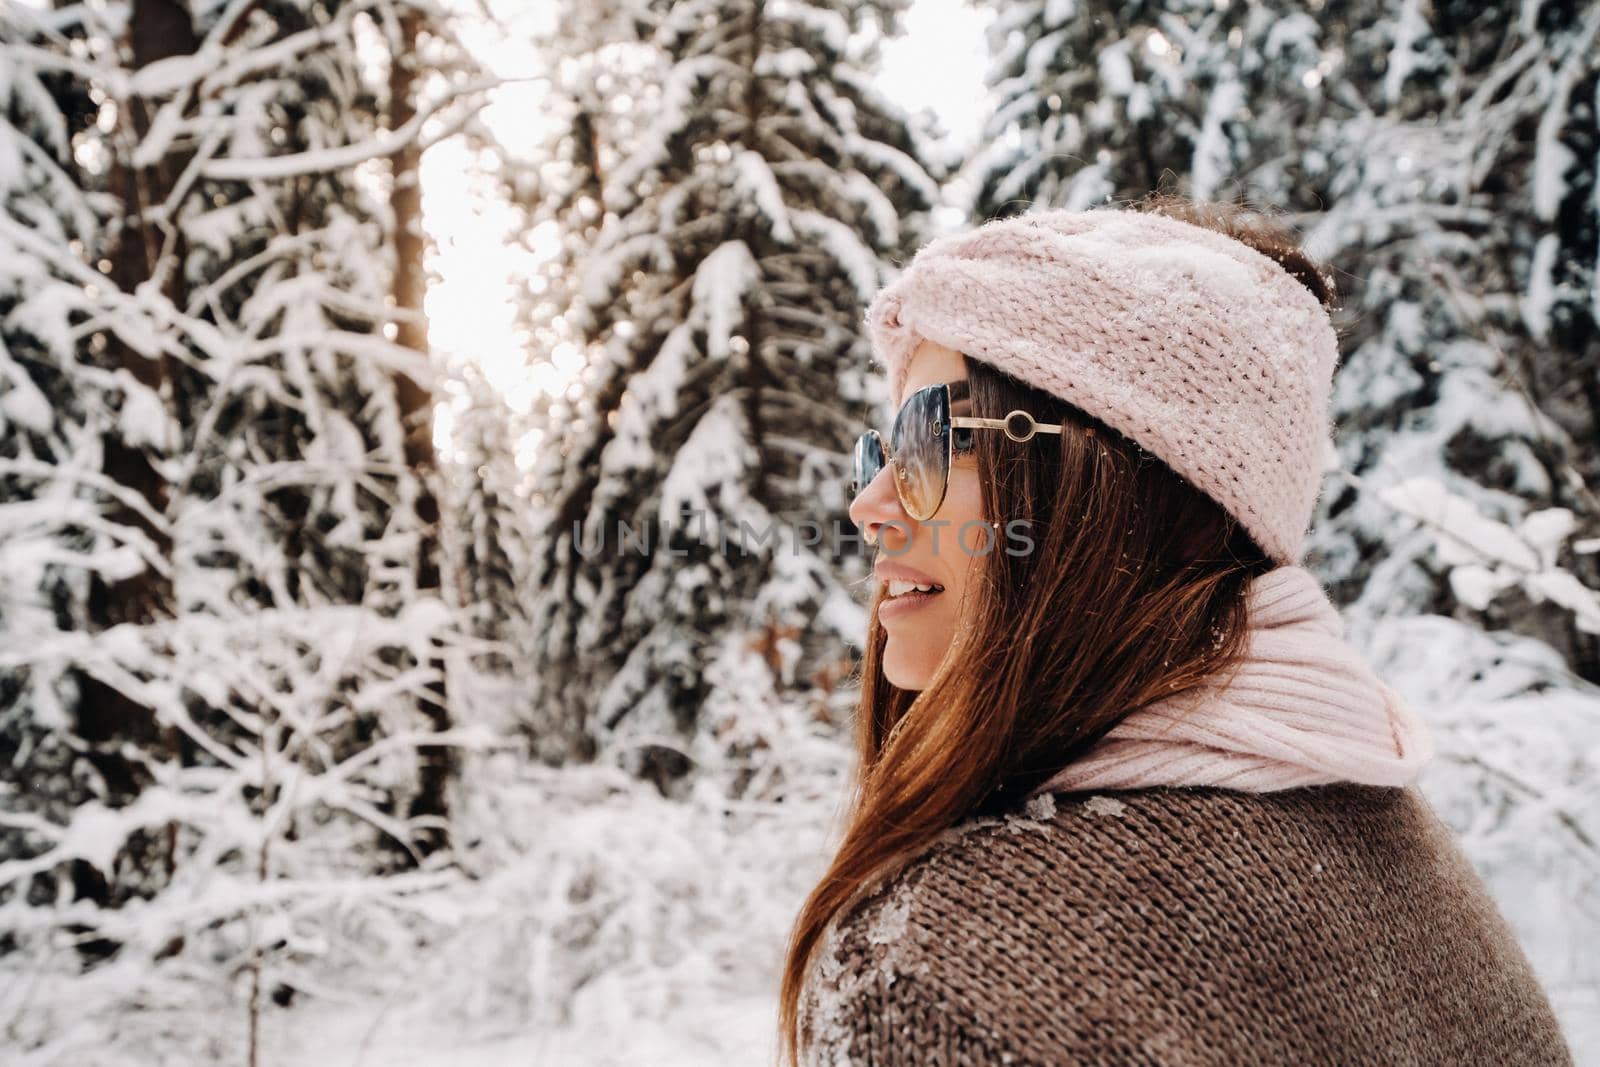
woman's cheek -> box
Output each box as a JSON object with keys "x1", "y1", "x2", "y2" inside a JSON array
[{"x1": 939, "y1": 468, "x2": 988, "y2": 570}]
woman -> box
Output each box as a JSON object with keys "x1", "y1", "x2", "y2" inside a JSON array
[{"x1": 776, "y1": 195, "x2": 1573, "y2": 1066}]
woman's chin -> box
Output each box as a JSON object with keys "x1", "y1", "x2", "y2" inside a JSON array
[{"x1": 882, "y1": 639, "x2": 943, "y2": 692}]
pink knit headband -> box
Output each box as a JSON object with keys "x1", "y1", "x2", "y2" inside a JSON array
[{"x1": 863, "y1": 208, "x2": 1341, "y2": 566}]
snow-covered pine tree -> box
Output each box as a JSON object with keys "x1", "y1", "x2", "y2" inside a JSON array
[
  {"x1": 134, "y1": 0, "x2": 470, "y2": 917},
  {"x1": 509, "y1": 0, "x2": 679, "y2": 770},
  {"x1": 406, "y1": 0, "x2": 563, "y2": 743},
  {"x1": 0, "y1": 1, "x2": 182, "y2": 936},
  {"x1": 969, "y1": 0, "x2": 1599, "y2": 1035},
  {"x1": 1, "y1": 0, "x2": 488, "y2": 1043},
  {"x1": 971, "y1": 0, "x2": 1334, "y2": 214},
  {"x1": 439, "y1": 361, "x2": 532, "y2": 699},
  {"x1": 526, "y1": 0, "x2": 941, "y2": 793},
  {"x1": 1299, "y1": 0, "x2": 1600, "y2": 637}
]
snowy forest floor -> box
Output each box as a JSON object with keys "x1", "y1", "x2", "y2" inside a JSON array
[
  {"x1": 3, "y1": 768, "x2": 1598, "y2": 1066},
  {"x1": 4, "y1": 650, "x2": 1598, "y2": 1067}
]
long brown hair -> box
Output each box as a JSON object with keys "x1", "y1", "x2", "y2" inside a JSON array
[{"x1": 775, "y1": 192, "x2": 1338, "y2": 1065}]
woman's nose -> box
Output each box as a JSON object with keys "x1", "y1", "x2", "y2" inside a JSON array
[{"x1": 848, "y1": 462, "x2": 909, "y2": 544}]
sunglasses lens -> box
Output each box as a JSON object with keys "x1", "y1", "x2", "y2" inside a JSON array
[
  {"x1": 851, "y1": 431, "x2": 885, "y2": 500},
  {"x1": 890, "y1": 384, "x2": 950, "y2": 521}
]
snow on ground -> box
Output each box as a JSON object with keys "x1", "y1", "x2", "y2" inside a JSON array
[{"x1": 4, "y1": 624, "x2": 1594, "y2": 1065}]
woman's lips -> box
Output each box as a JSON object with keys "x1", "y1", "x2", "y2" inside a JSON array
[
  {"x1": 878, "y1": 586, "x2": 942, "y2": 621},
  {"x1": 874, "y1": 562, "x2": 944, "y2": 622}
]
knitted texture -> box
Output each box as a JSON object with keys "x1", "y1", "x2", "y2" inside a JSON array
[
  {"x1": 864, "y1": 207, "x2": 1340, "y2": 565},
  {"x1": 799, "y1": 785, "x2": 1574, "y2": 1067},
  {"x1": 1032, "y1": 563, "x2": 1434, "y2": 794}
]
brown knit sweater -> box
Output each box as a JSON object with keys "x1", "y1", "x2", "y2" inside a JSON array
[{"x1": 798, "y1": 783, "x2": 1573, "y2": 1066}]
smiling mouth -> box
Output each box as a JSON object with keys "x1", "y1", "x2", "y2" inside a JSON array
[{"x1": 884, "y1": 579, "x2": 944, "y2": 599}]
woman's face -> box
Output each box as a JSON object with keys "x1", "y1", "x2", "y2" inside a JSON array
[{"x1": 848, "y1": 340, "x2": 987, "y2": 690}]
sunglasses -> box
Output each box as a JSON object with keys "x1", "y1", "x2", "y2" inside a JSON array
[{"x1": 848, "y1": 381, "x2": 1067, "y2": 521}]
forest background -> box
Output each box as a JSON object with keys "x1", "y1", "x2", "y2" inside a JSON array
[{"x1": 1, "y1": 0, "x2": 1597, "y2": 1063}]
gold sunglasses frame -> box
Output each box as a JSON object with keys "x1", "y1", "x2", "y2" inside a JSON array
[{"x1": 851, "y1": 382, "x2": 1068, "y2": 521}]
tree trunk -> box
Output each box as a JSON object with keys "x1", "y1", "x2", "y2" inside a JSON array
[
  {"x1": 72, "y1": 0, "x2": 199, "y2": 919},
  {"x1": 388, "y1": 8, "x2": 452, "y2": 856}
]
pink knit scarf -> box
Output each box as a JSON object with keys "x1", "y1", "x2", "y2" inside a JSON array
[{"x1": 1030, "y1": 564, "x2": 1435, "y2": 796}]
